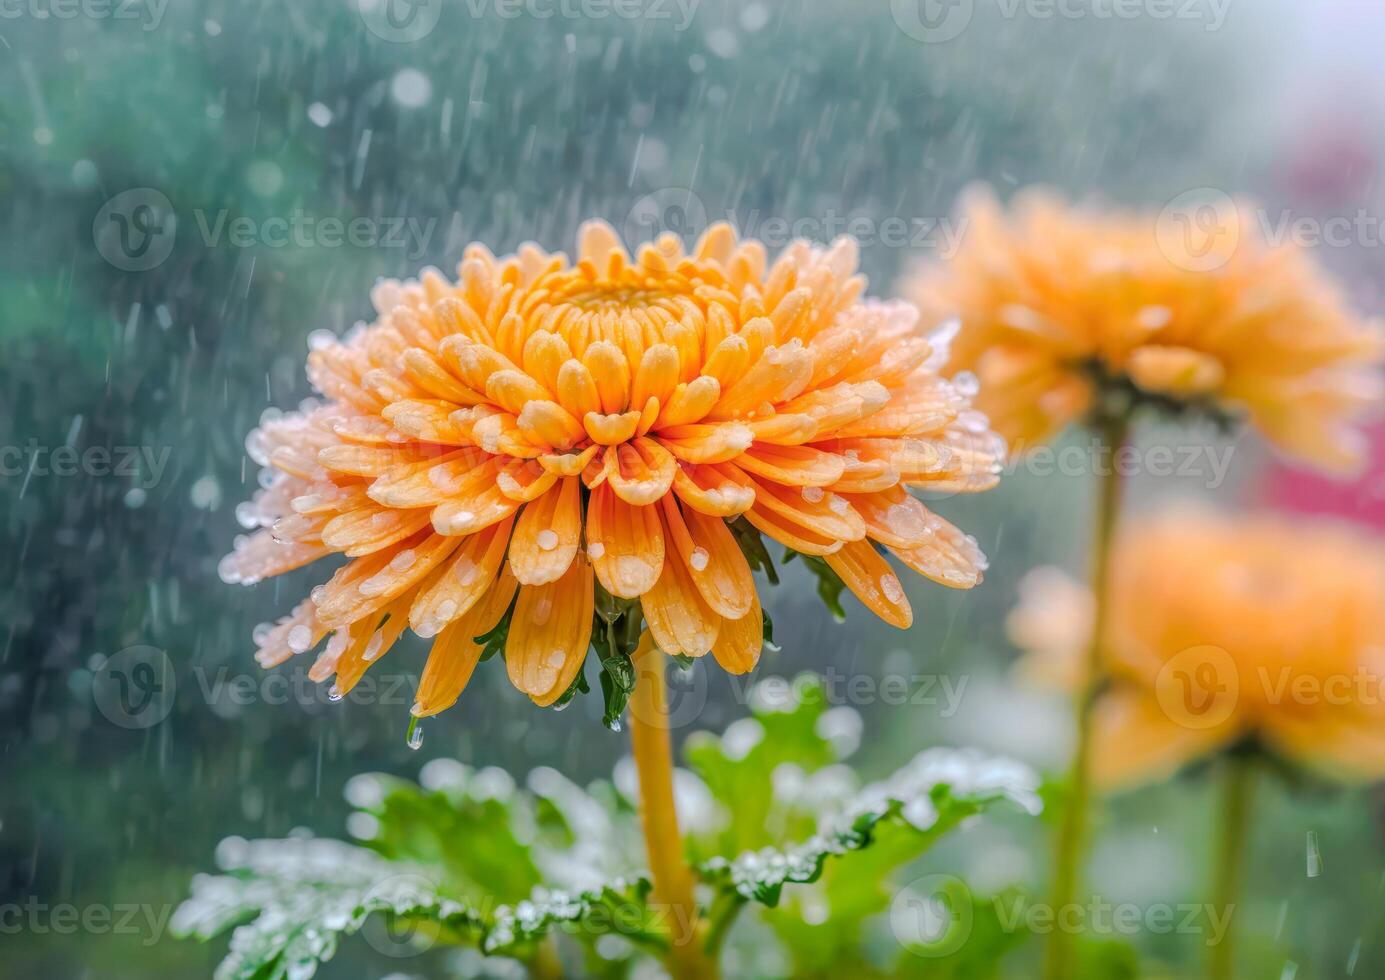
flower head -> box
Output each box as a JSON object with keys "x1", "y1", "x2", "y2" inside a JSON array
[
  {"x1": 1010, "y1": 508, "x2": 1385, "y2": 787},
  {"x1": 223, "y1": 221, "x2": 1003, "y2": 718},
  {"x1": 903, "y1": 187, "x2": 1383, "y2": 469}
]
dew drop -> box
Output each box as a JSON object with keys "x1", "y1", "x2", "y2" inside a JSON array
[
  {"x1": 537, "y1": 529, "x2": 559, "y2": 551},
  {"x1": 690, "y1": 547, "x2": 710, "y2": 571},
  {"x1": 801, "y1": 486, "x2": 825, "y2": 504},
  {"x1": 880, "y1": 573, "x2": 905, "y2": 605},
  {"x1": 287, "y1": 625, "x2": 313, "y2": 653},
  {"x1": 587, "y1": 541, "x2": 606, "y2": 560},
  {"x1": 407, "y1": 718, "x2": 425, "y2": 750}
]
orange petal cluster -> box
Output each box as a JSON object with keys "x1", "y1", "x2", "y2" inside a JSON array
[
  {"x1": 223, "y1": 221, "x2": 1003, "y2": 717},
  {"x1": 903, "y1": 187, "x2": 1384, "y2": 470},
  {"x1": 1010, "y1": 508, "x2": 1385, "y2": 787}
]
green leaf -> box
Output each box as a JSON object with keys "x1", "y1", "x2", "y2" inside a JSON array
[
  {"x1": 729, "y1": 518, "x2": 779, "y2": 585},
  {"x1": 782, "y1": 549, "x2": 848, "y2": 622},
  {"x1": 351, "y1": 767, "x2": 543, "y2": 905},
  {"x1": 590, "y1": 587, "x2": 642, "y2": 731},
  {"x1": 697, "y1": 747, "x2": 1041, "y2": 972},
  {"x1": 170, "y1": 835, "x2": 483, "y2": 980},
  {"x1": 683, "y1": 674, "x2": 845, "y2": 860},
  {"x1": 474, "y1": 593, "x2": 518, "y2": 663},
  {"x1": 700, "y1": 748, "x2": 1040, "y2": 903}
]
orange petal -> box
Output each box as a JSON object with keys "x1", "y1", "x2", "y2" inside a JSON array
[
  {"x1": 509, "y1": 477, "x2": 582, "y2": 585},
  {"x1": 642, "y1": 540, "x2": 721, "y2": 657},
  {"x1": 630, "y1": 343, "x2": 680, "y2": 409},
  {"x1": 659, "y1": 422, "x2": 754, "y2": 464},
  {"x1": 431, "y1": 481, "x2": 521, "y2": 536},
  {"x1": 382, "y1": 400, "x2": 474, "y2": 444},
  {"x1": 506, "y1": 555, "x2": 594, "y2": 706},
  {"x1": 329, "y1": 593, "x2": 414, "y2": 694},
  {"x1": 660, "y1": 497, "x2": 754, "y2": 619},
  {"x1": 735, "y1": 444, "x2": 845, "y2": 487},
  {"x1": 889, "y1": 512, "x2": 988, "y2": 589},
  {"x1": 607, "y1": 438, "x2": 678, "y2": 506},
  {"x1": 367, "y1": 449, "x2": 493, "y2": 508},
  {"x1": 586, "y1": 483, "x2": 665, "y2": 598},
  {"x1": 672, "y1": 462, "x2": 756, "y2": 517},
  {"x1": 734, "y1": 468, "x2": 866, "y2": 543},
  {"x1": 656, "y1": 376, "x2": 721, "y2": 427},
  {"x1": 824, "y1": 539, "x2": 912, "y2": 629},
  {"x1": 584, "y1": 409, "x2": 642, "y2": 445},
  {"x1": 409, "y1": 516, "x2": 514, "y2": 636},
  {"x1": 516, "y1": 400, "x2": 586, "y2": 450},
  {"x1": 495, "y1": 457, "x2": 560, "y2": 502},
  {"x1": 710, "y1": 593, "x2": 763, "y2": 675},
  {"x1": 583, "y1": 340, "x2": 632, "y2": 414},
  {"x1": 413, "y1": 569, "x2": 519, "y2": 717},
  {"x1": 539, "y1": 444, "x2": 600, "y2": 477},
  {"x1": 315, "y1": 532, "x2": 460, "y2": 629},
  {"x1": 845, "y1": 486, "x2": 937, "y2": 550},
  {"x1": 321, "y1": 506, "x2": 433, "y2": 558},
  {"x1": 318, "y1": 444, "x2": 424, "y2": 478}
]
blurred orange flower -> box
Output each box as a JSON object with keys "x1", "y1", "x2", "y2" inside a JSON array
[
  {"x1": 1010, "y1": 508, "x2": 1385, "y2": 787},
  {"x1": 903, "y1": 187, "x2": 1383, "y2": 470},
  {"x1": 222, "y1": 221, "x2": 1003, "y2": 717}
]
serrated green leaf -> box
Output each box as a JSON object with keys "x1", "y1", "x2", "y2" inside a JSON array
[
  {"x1": 171, "y1": 836, "x2": 483, "y2": 980},
  {"x1": 697, "y1": 747, "x2": 1041, "y2": 910}
]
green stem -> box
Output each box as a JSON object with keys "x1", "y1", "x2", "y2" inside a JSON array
[
  {"x1": 1209, "y1": 755, "x2": 1255, "y2": 980},
  {"x1": 1042, "y1": 417, "x2": 1129, "y2": 980}
]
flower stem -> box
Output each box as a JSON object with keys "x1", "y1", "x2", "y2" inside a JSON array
[
  {"x1": 629, "y1": 647, "x2": 716, "y2": 980},
  {"x1": 1210, "y1": 754, "x2": 1255, "y2": 980},
  {"x1": 1042, "y1": 416, "x2": 1129, "y2": 980}
]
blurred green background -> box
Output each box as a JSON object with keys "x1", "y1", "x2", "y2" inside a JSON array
[{"x1": 4, "y1": 0, "x2": 1385, "y2": 976}]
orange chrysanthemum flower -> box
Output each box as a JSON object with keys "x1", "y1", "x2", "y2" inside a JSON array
[
  {"x1": 222, "y1": 221, "x2": 1003, "y2": 718},
  {"x1": 1010, "y1": 508, "x2": 1385, "y2": 787},
  {"x1": 903, "y1": 187, "x2": 1383, "y2": 469}
]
